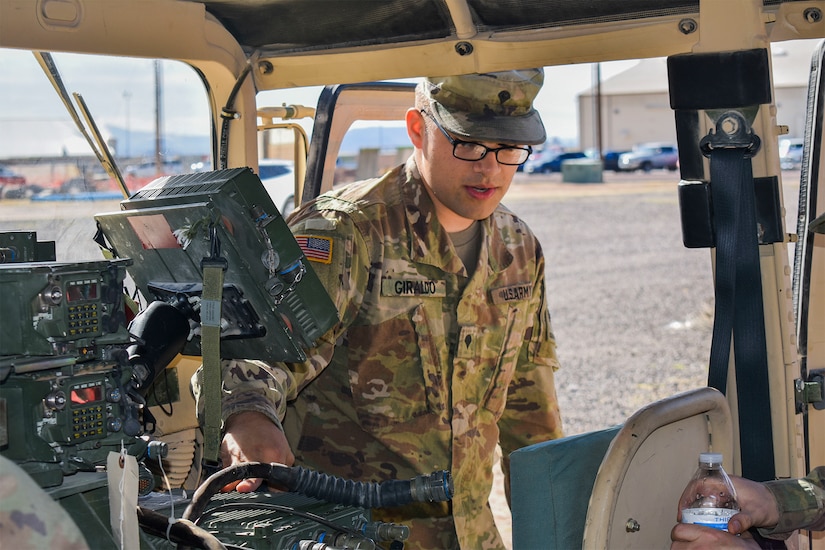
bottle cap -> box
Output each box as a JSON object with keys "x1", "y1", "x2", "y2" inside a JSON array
[{"x1": 699, "y1": 452, "x2": 723, "y2": 465}]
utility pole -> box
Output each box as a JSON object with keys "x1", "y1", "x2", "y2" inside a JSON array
[
  {"x1": 154, "y1": 60, "x2": 163, "y2": 175},
  {"x1": 593, "y1": 62, "x2": 603, "y2": 161},
  {"x1": 123, "y1": 90, "x2": 131, "y2": 159}
]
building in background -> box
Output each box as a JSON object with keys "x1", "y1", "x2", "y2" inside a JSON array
[{"x1": 578, "y1": 40, "x2": 817, "y2": 153}]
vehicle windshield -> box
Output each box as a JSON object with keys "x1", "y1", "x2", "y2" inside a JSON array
[
  {"x1": 0, "y1": 50, "x2": 211, "y2": 262},
  {"x1": 0, "y1": 42, "x2": 815, "y2": 437}
]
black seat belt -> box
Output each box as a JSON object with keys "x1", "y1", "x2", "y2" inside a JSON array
[{"x1": 702, "y1": 110, "x2": 776, "y2": 482}]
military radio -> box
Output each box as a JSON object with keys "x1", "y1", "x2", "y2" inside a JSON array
[
  {"x1": 0, "y1": 253, "x2": 141, "y2": 487},
  {"x1": 94, "y1": 167, "x2": 339, "y2": 363}
]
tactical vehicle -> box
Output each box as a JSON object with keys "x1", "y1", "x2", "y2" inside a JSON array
[{"x1": 0, "y1": 0, "x2": 823, "y2": 549}]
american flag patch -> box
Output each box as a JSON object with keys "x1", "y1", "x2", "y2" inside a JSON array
[{"x1": 295, "y1": 235, "x2": 333, "y2": 263}]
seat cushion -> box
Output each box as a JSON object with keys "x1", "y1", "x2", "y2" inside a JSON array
[{"x1": 510, "y1": 425, "x2": 621, "y2": 549}]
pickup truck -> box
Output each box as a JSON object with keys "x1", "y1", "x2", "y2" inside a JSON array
[{"x1": 618, "y1": 143, "x2": 678, "y2": 172}]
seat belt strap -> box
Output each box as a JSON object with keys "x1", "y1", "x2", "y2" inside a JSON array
[
  {"x1": 201, "y1": 225, "x2": 227, "y2": 469},
  {"x1": 702, "y1": 111, "x2": 776, "y2": 482}
]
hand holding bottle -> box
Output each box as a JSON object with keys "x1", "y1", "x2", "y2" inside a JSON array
[
  {"x1": 672, "y1": 458, "x2": 782, "y2": 549},
  {"x1": 678, "y1": 453, "x2": 740, "y2": 531},
  {"x1": 677, "y1": 472, "x2": 780, "y2": 534}
]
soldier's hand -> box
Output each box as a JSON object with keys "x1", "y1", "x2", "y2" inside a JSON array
[
  {"x1": 670, "y1": 523, "x2": 760, "y2": 549},
  {"x1": 220, "y1": 410, "x2": 295, "y2": 492},
  {"x1": 722, "y1": 476, "x2": 780, "y2": 534}
]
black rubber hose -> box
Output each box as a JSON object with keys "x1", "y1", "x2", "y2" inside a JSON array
[
  {"x1": 282, "y1": 465, "x2": 453, "y2": 508},
  {"x1": 182, "y1": 463, "x2": 453, "y2": 522}
]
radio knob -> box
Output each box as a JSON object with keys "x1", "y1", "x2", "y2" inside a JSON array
[
  {"x1": 45, "y1": 391, "x2": 67, "y2": 411},
  {"x1": 106, "y1": 388, "x2": 122, "y2": 402},
  {"x1": 107, "y1": 416, "x2": 123, "y2": 432},
  {"x1": 42, "y1": 285, "x2": 63, "y2": 306}
]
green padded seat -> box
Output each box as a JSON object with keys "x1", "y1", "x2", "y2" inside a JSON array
[{"x1": 510, "y1": 425, "x2": 621, "y2": 549}]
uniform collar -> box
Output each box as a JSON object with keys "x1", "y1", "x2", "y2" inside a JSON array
[{"x1": 400, "y1": 156, "x2": 514, "y2": 274}]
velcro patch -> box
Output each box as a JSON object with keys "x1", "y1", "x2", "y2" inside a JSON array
[
  {"x1": 382, "y1": 278, "x2": 447, "y2": 298},
  {"x1": 295, "y1": 235, "x2": 333, "y2": 263},
  {"x1": 491, "y1": 283, "x2": 532, "y2": 304}
]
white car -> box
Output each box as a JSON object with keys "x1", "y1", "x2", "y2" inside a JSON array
[
  {"x1": 617, "y1": 143, "x2": 678, "y2": 172},
  {"x1": 778, "y1": 138, "x2": 803, "y2": 170},
  {"x1": 258, "y1": 158, "x2": 298, "y2": 216}
]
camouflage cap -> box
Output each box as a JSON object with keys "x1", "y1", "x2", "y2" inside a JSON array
[{"x1": 424, "y1": 69, "x2": 546, "y2": 146}]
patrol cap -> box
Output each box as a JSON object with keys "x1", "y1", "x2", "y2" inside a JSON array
[{"x1": 423, "y1": 69, "x2": 546, "y2": 146}]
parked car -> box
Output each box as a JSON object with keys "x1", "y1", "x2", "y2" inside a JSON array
[
  {"x1": 618, "y1": 143, "x2": 678, "y2": 172},
  {"x1": 602, "y1": 150, "x2": 631, "y2": 172},
  {"x1": 0, "y1": 165, "x2": 26, "y2": 185},
  {"x1": 524, "y1": 150, "x2": 587, "y2": 174},
  {"x1": 124, "y1": 159, "x2": 185, "y2": 178},
  {"x1": 779, "y1": 137, "x2": 803, "y2": 170},
  {"x1": 258, "y1": 158, "x2": 298, "y2": 216},
  {"x1": 0, "y1": 165, "x2": 28, "y2": 199}
]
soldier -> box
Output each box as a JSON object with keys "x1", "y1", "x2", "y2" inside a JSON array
[
  {"x1": 196, "y1": 69, "x2": 564, "y2": 549},
  {"x1": 0, "y1": 455, "x2": 89, "y2": 550},
  {"x1": 671, "y1": 466, "x2": 825, "y2": 549}
]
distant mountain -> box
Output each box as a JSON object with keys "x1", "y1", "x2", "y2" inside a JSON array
[
  {"x1": 339, "y1": 126, "x2": 411, "y2": 155},
  {"x1": 105, "y1": 125, "x2": 411, "y2": 158},
  {"x1": 106, "y1": 125, "x2": 210, "y2": 157}
]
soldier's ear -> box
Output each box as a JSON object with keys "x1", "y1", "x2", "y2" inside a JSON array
[{"x1": 406, "y1": 108, "x2": 425, "y2": 149}]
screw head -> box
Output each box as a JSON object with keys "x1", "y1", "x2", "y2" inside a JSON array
[
  {"x1": 678, "y1": 18, "x2": 698, "y2": 35},
  {"x1": 804, "y1": 8, "x2": 823, "y2": 24},
  {"x1": 455, "y1": 42, "x2": 474, "y2": 56},
  {"x1": 626, "y1": 518, "x2": 641, "y2": 532},
  {"x1": 258, "y1": 60, "x2": 274, "y2": 75}
]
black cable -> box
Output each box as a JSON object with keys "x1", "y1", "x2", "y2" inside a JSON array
[
  {"x1": 217, "y1": 52, "x2": 258, "y2": 170},
  {"x1": 137, "y1": 506, "x2": 226, "y2": 550},
  {"x1": 149, "y1": 366, "x2": 174, "y2": 417}
]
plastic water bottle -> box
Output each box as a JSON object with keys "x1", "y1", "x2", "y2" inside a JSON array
[{"x1": 679, "y1": 452, "x2": 740, "y2": 531}]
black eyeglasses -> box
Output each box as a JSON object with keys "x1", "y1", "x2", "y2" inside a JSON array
[{"x1": 420, "y1": 110, "x2": 532, "y2": 166}]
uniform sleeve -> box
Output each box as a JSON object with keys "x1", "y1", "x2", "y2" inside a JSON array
[
  {"x1": 191, "y1": 358, "x2": 293, "y2": 431},
  {"x1": 191, "y1": 205, "x2": 369, "y2": 429},
  {"x1": 759, "y1": 466, "x2": 825, "y2": 536},
  {"x1": 497, "y1": 249, "x2": 564, "y2": 491}
]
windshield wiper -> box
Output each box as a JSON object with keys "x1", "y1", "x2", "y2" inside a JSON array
[{"x1": 33, "y1": 51, "x2": 129, "y2": 198}]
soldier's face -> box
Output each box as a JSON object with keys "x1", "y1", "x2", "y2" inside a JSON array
[{"x1": 408, "y1": 109, "x2": 519, "y2": 232}]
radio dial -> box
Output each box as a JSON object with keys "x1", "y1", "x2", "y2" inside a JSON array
[
  {"x1": 106, "y1": 388, "x2": 122, "y2": 402},
  {"x1": 45, "y1": 391, "x2": 67, "y2": 411},
  {"x1": 107, "y1": 416, "x2": 123, "y2": 432},
  {"x1": 43, "y1": 285, "x2": 63, "y2": 305}
]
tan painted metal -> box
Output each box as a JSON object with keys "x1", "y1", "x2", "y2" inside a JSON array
[{"x1": 583, "y1": 387, "x2": 734, "y2": 549}]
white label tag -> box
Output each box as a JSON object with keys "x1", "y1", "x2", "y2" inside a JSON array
[
  {"x1": 201, "y1": 298, "x2": 221, "y2": 327},
  {"x1": 107, "y1": 451, "x2": 140, "y2": 548}
]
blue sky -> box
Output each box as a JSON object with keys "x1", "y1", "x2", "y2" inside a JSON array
[
  {"x1": 0, "y1": 47, "x2": 640, "y2": 160},
  {"x1": 3, "y1": 39, "x2": 821, "y2": 160}
]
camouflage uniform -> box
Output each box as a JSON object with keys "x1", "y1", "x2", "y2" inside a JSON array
[
  {"x1": 759, "y1": 466, "x2": 825, "y2": 537},
  {"x1": 0, "y1": 455, "x2": 89, "y2": 550},
  {"x1": 204, "y1": 156, "x2": 563, "y2": 549}
]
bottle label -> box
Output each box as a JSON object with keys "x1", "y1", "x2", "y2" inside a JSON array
[{"x1": 681, "y1": 507, "x2": 737, "y2": 531}]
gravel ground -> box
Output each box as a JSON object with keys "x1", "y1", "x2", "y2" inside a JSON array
[{"x1": 506, "y1": 174, "x2": 715, "y2": 435}]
